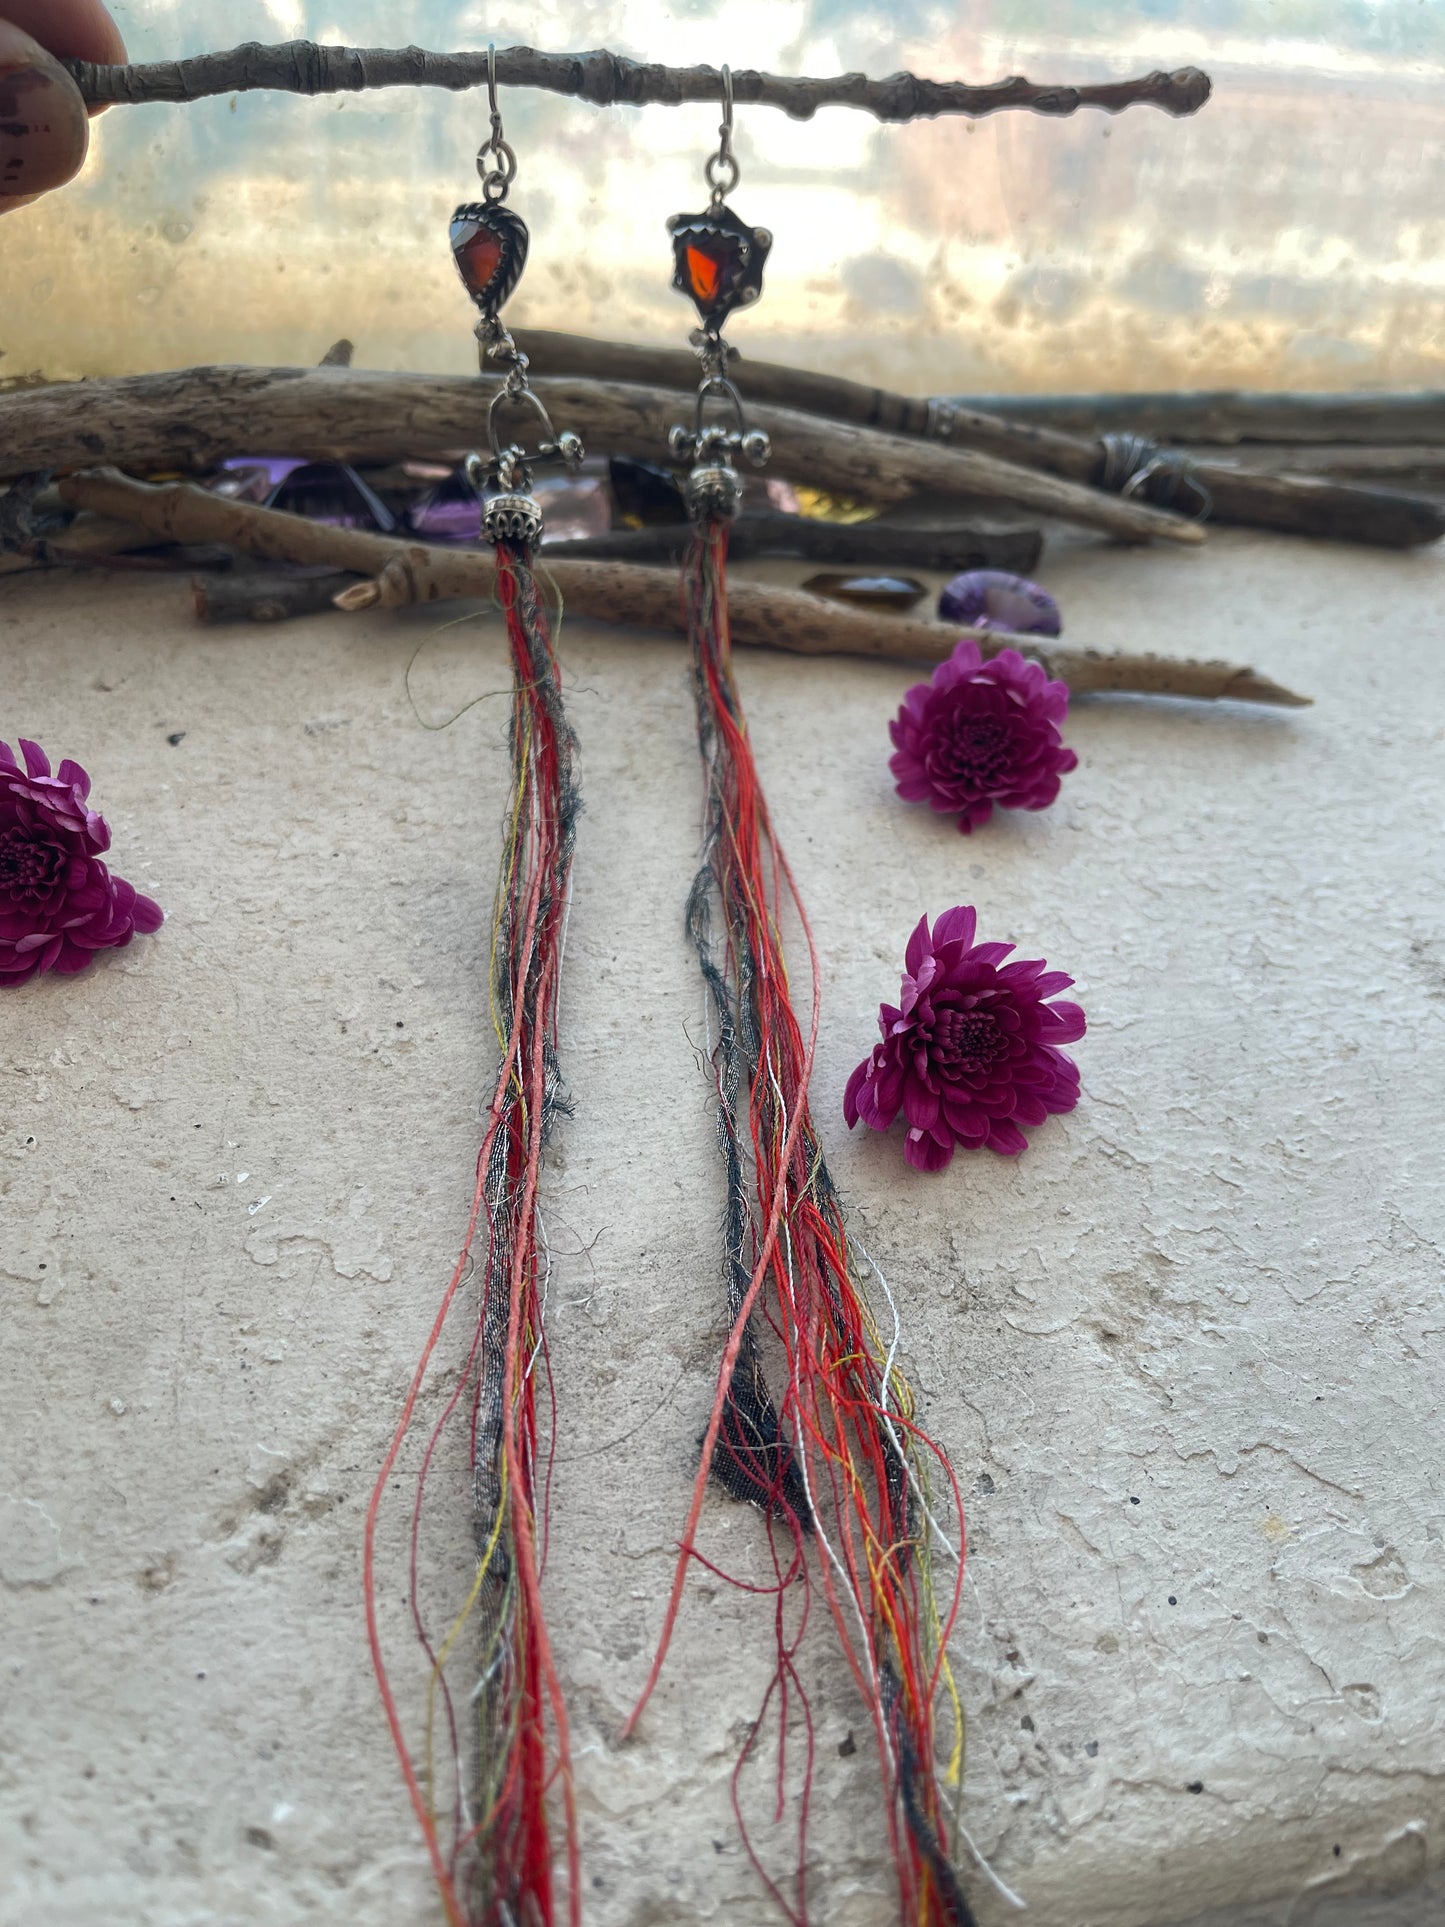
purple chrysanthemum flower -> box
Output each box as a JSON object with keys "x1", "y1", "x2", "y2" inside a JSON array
[
  {"x1": 844, "y1": 906, "x2": 1084, "y2": 1170},
  {"x1": 937, "y1": 569, "x2": 1061, "y2": 636},
  {"x1": 889, "y1": 638, "x2": 1078, "y2": 833},
  {"x1": 0, "y1": 739, "x2": 163, "y2": 988}
]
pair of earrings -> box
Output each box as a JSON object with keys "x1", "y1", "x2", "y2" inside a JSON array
[
  {"x1": 378, "y1": 51, "x2": 972, "y2": 1927},
  {"x1": 448, "y1": 56, "x2": 772, "y2": 530}
]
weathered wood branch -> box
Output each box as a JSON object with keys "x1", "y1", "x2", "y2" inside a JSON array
[
  {"x1": 68, "y1": 41, "x2": 1210, "y2": 123},
  {"x1": 514, "y1": 331, "x2": 1445, "y2": 549},
  {"x1": 944, "y1": 390, "x2": 1445, "y2": 446},
  {"x1": 1172, "y1": 444, "x2": 1445, "y2": 493},
  {"x1": 2, "y1": 505, "x2": 1044, "y2": 579},
  {"x1": 0, "y1": 365, "x2": 1202, "y2": 546},
  {"x1": 55, "y1": 470, "x2": 1308, "y2": 709},
  {"x1": 193, "y1": 569, "x2": 357, "y2": 624},
  {"x1": 546, "y1": 512, "x2": 1043, "y2": 572},
  {"x1": 0, "y1": 511, "x2": 152, "y2": 575}
]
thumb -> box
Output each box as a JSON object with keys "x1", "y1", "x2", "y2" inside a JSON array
[{"x1": 0, "y1": 19, "x2": 89, "y2": 210}]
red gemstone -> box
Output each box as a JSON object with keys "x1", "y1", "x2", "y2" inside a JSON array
[
  {"x1": 454, "y1": 222, "x2": 504, "y2": 298},
  {"x1": 683, "y1": 233, "x2": 742, "y2": 306}
]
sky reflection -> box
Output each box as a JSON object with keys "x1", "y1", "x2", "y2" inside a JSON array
[{"x1": 4, "y1": 0, "x2": 1442, "y2": 392}]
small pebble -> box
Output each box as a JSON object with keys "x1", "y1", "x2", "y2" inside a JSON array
[{"x1": 802, "y1": 572, "x2": 927, "y2": 613}]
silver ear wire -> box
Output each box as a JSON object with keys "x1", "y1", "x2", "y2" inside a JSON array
[
  {"x1": 704, "y1": 64, "x2": 740, "y2": 205},
  {"x1": 476, "y1": 43, "x2": 518, "y2": 200}
]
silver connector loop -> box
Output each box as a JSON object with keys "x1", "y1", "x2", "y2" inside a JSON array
[{"x1": 670, "y1": 372, "x2": 769, "y2": 526}]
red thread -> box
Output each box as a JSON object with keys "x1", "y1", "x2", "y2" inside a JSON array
[
  {"x1": 625, "y1": 518, "x2": 972, "y2": 1924},
  {"x1": 364, "y1": 542, "x2": 581, "y2": 1926}
]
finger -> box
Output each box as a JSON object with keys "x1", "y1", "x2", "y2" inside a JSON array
[
  {"x1": 0, "y1": 21, "x2": 89, "y2": 206},
  {"x1": 0, "y1": 1, "x2": 125, "y2": 117},
  {"x1": 0, "y1": 1, "x2": 126, "y2": 65}
]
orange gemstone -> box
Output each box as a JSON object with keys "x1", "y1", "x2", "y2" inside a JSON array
[
  {"x1": 686, "y1": 243, "x2": 724, "y2": 303},
  {"x1": 456, "y1": 225, "x2": 504, "y2": 297}
]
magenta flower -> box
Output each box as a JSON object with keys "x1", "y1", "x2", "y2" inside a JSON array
[
  {"x1": 0, "y1": 739, "x2": 162, "y2": 988},
  {"x1": 889, "y1": 639, "x2": 1077, "y2": 834},
  {"x1": 844, "y1": 907, "x2": 1084, "y2": 1170}
]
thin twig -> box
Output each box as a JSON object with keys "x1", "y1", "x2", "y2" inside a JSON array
[
  {"x1": 544, "y1": 513, "x2": 1044, "y2": 572},
  {"x1": 55, "y1": 469, "x2": 1308, "y2": 708},
  {"x1": 68, "y1": 42, "x2": 1211, "y2": 123},
  {"x1": 192, "y1": 569, "x2": 357, "y2": 623},
  {"x1": 3, "y1": 507, "x2": 1043, "y2": 580}
]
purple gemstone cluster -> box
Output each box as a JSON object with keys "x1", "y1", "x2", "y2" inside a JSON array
[{"x1": 937, "y1": 569, "x2": 1062, "y2": 636}]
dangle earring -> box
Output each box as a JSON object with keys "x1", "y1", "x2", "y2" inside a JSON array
[
  {"x1": 365, "y1": 45, "x2": 584, "y2": 1927},
  {"x1": 663, "y1": 78, "x2": 793, "y2": 1523},
  {"x1": 623, "y1": 68, "x2": 978, "y2": 1927},
  {"x1": 665, "y1": 66, "x2": 772, "y2": 518}
]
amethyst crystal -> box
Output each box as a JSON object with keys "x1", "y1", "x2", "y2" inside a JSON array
[{"x1": 937, "y1": 570, "x2": 1061, "y2": 637}]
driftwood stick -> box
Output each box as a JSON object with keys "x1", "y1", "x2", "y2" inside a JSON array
[
  {"x1": 1172, "y1": 444, "x2": 1445, "y2": 492},
  {"x1": 2, "y1": 365, "x2": 1202, "y2": 546},
  {"x1": 55, "y1": 470, "x2": 1307, "y2": 709},
  {"x1": 514, "y1": 331, "x2": 1445, "y2": 550},
  {"x1": 545, "y1": 512, "x2": 1043, "y2": 573},
  {"x1": 0, "y1": 512, "x2": 156, "y2": 576},
  {"x1": 5, "y1": 504, "x2": 1041, "y2": 581},
  {"x1": 550, "y1": 379, "x2": 1196, "y2": 540},
  {"x1": 339, "y1": 554, "x2": 1302, "y2": 706},
  {"x1": 69, "y1": 42, "x2": 1210, "y2": 123},
  {"x1": 945, "y1": 391, "x2": 1445, "y2": 446},
  {"x1": 193, "y1": 570, "x2": 359, "y2": 624}
]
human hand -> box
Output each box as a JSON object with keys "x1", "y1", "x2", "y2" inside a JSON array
[{"x1": 1, "y1": 0, "x2": 124, "y2": 212}]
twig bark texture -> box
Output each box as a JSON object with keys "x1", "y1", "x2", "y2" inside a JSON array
[
  {"x1": 0, "y1": 365, "x2": 1203, "y2": 545},
  {"x1": 55, "y1": 469, "x2": 1308, "y2": 708},
  {"x1": 69, "y1": 41, "x2": 1211, "y2": 123},
  {"x1": 514, "y1": 332, "x2": 1445, "y2": 549}
]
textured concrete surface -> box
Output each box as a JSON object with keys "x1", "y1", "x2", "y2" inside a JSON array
[{"x1": 1, "y1": 530, "x2": 1442, "y2": 1927}]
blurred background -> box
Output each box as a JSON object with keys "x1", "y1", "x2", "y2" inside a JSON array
[{"x1": 4, "y1": 0, "x2": 1444, "y2": 393}]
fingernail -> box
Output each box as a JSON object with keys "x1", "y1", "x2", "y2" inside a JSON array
[{"x1": 0, "y1": 30, "x2": 88, "y2": 201}]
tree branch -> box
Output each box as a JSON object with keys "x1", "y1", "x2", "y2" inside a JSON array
[
  {"x1": 55, "y1": 469, "x2": 1308, "y2": 709},
  {"x1": 515, "y1": 330, "x2": 1445, "y2": 549},
  {"x1": 0, "y1": 364, "x2": 1203, "y2": 545},
  {"x1": 68, "y1": 42, "x2": 1210, "y2": 123}
]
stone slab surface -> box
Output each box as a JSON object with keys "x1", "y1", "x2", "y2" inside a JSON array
[{"x1": 1, "y1": 532, "x2": 1441, "y2": 1926}]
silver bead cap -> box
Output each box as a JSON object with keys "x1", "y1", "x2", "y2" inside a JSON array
[
  {"x1": 685, "y1": 461, "x2": 743, "y2": 525},
  {"x1": 483, "y1": 490, "x2": 545, "y2": 548}
]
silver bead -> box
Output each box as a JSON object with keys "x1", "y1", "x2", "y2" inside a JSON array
[
  {"x1": 555, "y1": 429, "x2": 585, "y2": 469},
  {"x1": 483, "y1": 490, "x2": 545, "y2": 548},
  {"x1": 685, "y1": 461, "x2": 743, "y2": 524},
  {"x1": 741, "y1": 429, "x2": 772, "y2": 468}
]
